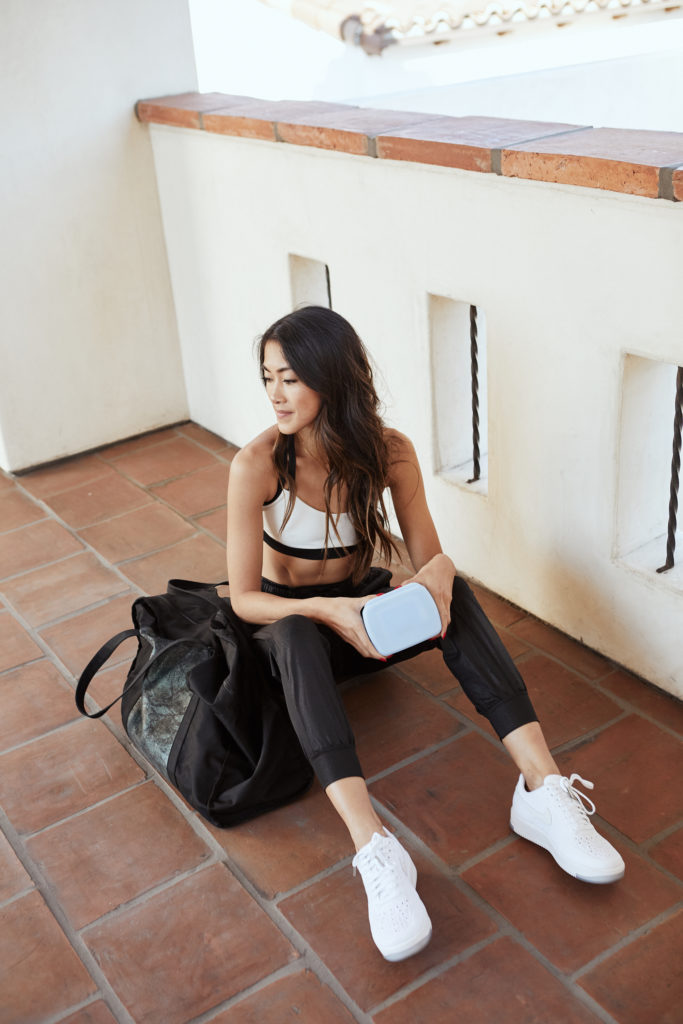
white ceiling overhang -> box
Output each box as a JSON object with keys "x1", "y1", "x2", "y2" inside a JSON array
[{"x1": 257, "y1": 0, "x2": 680, "y2": 54}]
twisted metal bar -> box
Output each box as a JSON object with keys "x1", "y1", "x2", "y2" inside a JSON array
[
  {"x1": 656, "y1": 365, "x2": 683, "y2": 573},
  {"x1": 467, "y1": 304, "x2": 481, "y2": 483},
  {"x1": 325, "y1": 264, "x2": 333, "y2": 309}
]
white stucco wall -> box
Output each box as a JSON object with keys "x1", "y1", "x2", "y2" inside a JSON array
[
  {"x1": 0, "y1": 0, "x2": 197, "y2": 472},
  {"x1": 147, "y1": 123, "x2": 683, "y2": 696}
]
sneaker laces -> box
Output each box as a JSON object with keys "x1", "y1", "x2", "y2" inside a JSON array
[
  {"x1": 353, "y1": 849, "x2": 402, "y2": 904},
  {"x1": 559, "y1": 773, "x2": 597, "y2": 824}
]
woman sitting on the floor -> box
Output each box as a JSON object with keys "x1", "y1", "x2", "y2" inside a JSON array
[{"x1": 226, "y1": 305, "x2": 624, "y2": 962}]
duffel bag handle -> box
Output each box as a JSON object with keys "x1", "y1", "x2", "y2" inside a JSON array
[
  {"x1": 76, "y1": 579, "x2": 229, "y2": 720},
  {"x1": 76, "y1": 631, "x2": 214, "y2": 720},
  {"x1": 75, "y1": 629, "x2": 140, "y2": 718},
  {"x1": 166, "y1": 578, "x2": 228, "y2": 595}
]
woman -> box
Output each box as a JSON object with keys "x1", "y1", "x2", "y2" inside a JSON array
[{"x1": 227, "y1": 305, "x2": 624, "y2": 962}]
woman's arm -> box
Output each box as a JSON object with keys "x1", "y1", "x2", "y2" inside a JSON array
[
  {"x1": 387, "y1": 431, "x2": 456, "y2": 636},
  {"x1": 226, "y1": 442, "x2": 385, "y2": 658}
]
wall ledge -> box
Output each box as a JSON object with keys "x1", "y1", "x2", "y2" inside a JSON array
[{"x1": 136, "y1": 91, "x2": 683, "y2": 201}]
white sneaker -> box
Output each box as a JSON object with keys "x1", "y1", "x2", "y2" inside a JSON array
[
  {"x1": 352, "y1": 829, "x2": 432, "y2": 961},
  {"x1": 510, "y1": 773, "x2": 625, "y2": 884}
]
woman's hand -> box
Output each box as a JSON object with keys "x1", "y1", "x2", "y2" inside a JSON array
[
  {"x1": 402, "y1": 553, "x2": 456, "y2": 638},
  {"x1": 315, "y1": 595, "x2": 387, "y2": 660}
]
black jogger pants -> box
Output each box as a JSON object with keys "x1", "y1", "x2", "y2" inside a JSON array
[{"x1": 249, "y1": 571, "x2": 538, "y2": 789}]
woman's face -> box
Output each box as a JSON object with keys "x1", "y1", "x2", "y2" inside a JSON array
[{"x1": 262, "y1": 340, "x2": 321, "y2": 436}]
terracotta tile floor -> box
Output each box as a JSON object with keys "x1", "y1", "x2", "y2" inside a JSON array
[{"x1": 1, "y1": 423, "x2": 682, "y2": 1024}]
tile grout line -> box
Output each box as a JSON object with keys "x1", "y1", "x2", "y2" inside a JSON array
[
  {"x1": 0, "y1": 597, "x2": 138, "y2": 747},
  {"x1": 3, "y1": 476, "x2": 148, "y2": 598},
  {"x1": 15, "y1": 779, "x2": 154, "y2": 841},
  {"x1": 547, "y1": 710, "x2": 632, "y2": 758},
  {"x1": 6, "y1": 440, "x2": 228, "y2": 596},
  {"x1": 104, "y1": 456, "x2": 232, "y2": 555},
  {"x1": 0, "y1": 706, "x2": 95, "y2": 760},
  {"x1": 39, "y1": 730, "x2": 372, "y2": 1024},
  {"x1": 269, "y1": 855, "x2": 355, "y2": 903},
  {"x1": 0, "y1": 651, "x2": 46, "y2": 679},
  {"x1": 1, "y1": 589, "x2": 138, "y2": 636},
  {"x1": 590, "y1": 679, "x2": 683, "y2": 745},
  {"x1": 367, "y1": 932, "x2": 504, "y2": 1018},
  {"x1": 446, "y1": 875, "x2": 624, "y2": 1024},
  {"x1": 640, "y1": 818, "x2": 683, "y2": 849},
  {"x1": 186, "y1": 959, "x2": 370, "y2": 1024},
  {"x1": 12, "y1": 423, "x2": 232, "y2": 495},
  {"x1": 366, "y1": 922, "x2": 621, "y2": 1024},
  {"x1": 0, "y1": 547, "x2": 114, "y2": 586},
  {"x1": 0, "y1": 594, "x2": 104, "y2": 686},
  {"x1": 363, "y1": 729, "x2": 469, "y2": 787},
  {"x1": 506, "y1": 635, "x2": 617, "y2": 685},
  {"x1": 11, "y1": 423, "x2": 188, "y2": 479},
  {"x1": 176, "y1": 833, "x2": 374, "y2": 1022},
  {"x1": 0, "y1": 515, "x2": 53, "y2": 538},
  {"x1": 43, "y1": 993, "x2": 116, "y2": 1024},
  {"x1": 569, "y1": 901, "x2": 683, "y2": 984},
  {"x1": 118, "y1": 777, "x2": 378, "y2": 1022},
  {"x1": 0, "y1": 883, "x2": 38, "y2": 914},
  {"x1": 76, "y1": 858, "x2": 225, "y2": 937},
  {"x1": 0, "y1": 806, "x2": 136, "y2": 1024}
]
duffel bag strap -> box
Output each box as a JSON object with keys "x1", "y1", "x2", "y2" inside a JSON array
[
  {"x1": 76, "y1": 579, "x2": 229, "y2": 720},
  {"x1": 76, "y1": 631, "x2": 213, "y2": 720},
  {"x1": 75, "y1": 629, "x2": 140, "y2": 718},
  {"x1": 166, "y1": 578, "x2": 228, "y2": 594}
]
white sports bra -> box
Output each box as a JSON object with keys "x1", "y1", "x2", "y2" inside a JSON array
[{"x1": 262, "y1": 439, "x2": 359, "y2": 561}]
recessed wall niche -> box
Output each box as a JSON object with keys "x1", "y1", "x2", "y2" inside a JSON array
[{"x1": 429, "y1": 294, "x2": 488, "y2": 494}]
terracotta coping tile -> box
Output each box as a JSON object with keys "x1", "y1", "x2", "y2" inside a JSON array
[
  {"x1": 376, "y1": 116, "x2": 585, "y2": 173},
  {"x1": 672, "y1": 165, "x2": 683, "y2": 202},
  {"x1": 135, "y1": 91, "x2": 683, "y2": 201},
  {"x1": 502, "y1": 127, "x2": 683, "y2": 198},
  {"x1": 203, "y1": 99, "x2": 354, "y2": 142},
  {"x1": 135, "y1": 92, "x2": 254, "y2": 130},
  {"x1": 278, "y1": 108, "x2": 444, "y2": 157}
]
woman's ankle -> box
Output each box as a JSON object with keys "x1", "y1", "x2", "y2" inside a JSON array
[
  {"x1": 325, "y1": 776, "x2": 385, "y2": 852},
  {"x1": 502, "y1": 722, "x2": 559, "y2": 791},
  {"x1": 352, "y1": 819, "x2": 386, "y2": 853}
]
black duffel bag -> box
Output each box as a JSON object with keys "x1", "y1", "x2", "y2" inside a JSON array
[{"x1": 75, "y1": 579, "x2": 314, "y2": 827}]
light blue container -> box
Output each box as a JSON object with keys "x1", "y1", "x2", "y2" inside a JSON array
[{"x1": 361, "y1": 582, "x2": 441, "y2": 657}]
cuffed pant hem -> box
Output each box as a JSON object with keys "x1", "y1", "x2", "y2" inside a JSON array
[
  {"x1": 488, "y1": 693, "x2": 538, "y2": 741},
  {"x1": 311, "y1": 747, "x2": 364, "y2": 789}
]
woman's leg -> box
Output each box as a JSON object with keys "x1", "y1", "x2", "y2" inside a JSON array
[
  {"x1": 252, "y1": 614, "x2": 366, "y2": 790},
  {"x1": 253, "y1": 613, "x2": 394, "y2": 848},
  {"x1": 325, "y1": 777, "x2": 383, "y2": 851},
  {"x1": 502, "y1": 721, "x2": 559, "y2": 789},
  {"x1": 252, "y1": 612, "x2": 432, "y2": 958},
  {"x1": 439, "y1": 576, "x2": 539, "y2": 748},
  {"x1": 436, "y1": 577, "x2": 624, "y2": 882}
]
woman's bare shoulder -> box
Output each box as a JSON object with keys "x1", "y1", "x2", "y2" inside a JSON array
[
  {"x1": 235, "y1": 425, "x2": 278, "y2": 460},
  {"x1": 384, "y1": 427, "x2": 421, "y2": 492},
  {"x1": 383, "y1": 427, "x2": 417, "y2": 462},
  {"x1": 229, "y1": 427, "x2": 279, "y2": 499}
]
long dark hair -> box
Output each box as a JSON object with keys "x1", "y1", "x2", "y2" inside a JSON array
[{"x1": 257, "y1": 305, "x2": 398, "y2": 581}]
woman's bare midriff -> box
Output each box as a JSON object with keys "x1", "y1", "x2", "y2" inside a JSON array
[{"x1": 261, "y1": 544, "x2": 357, "y2": 588}]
